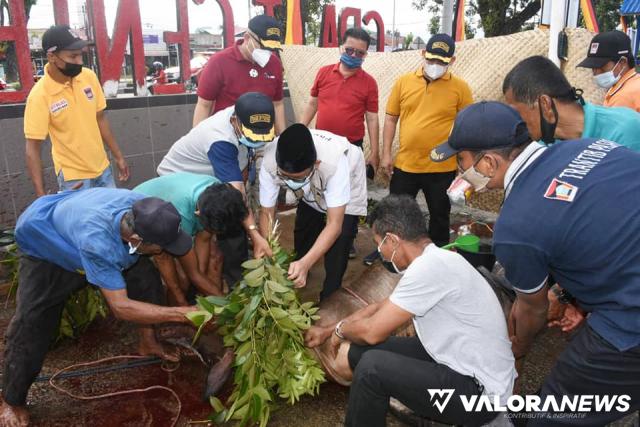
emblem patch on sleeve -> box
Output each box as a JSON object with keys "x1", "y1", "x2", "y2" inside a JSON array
[{"x1": 544, "y1": 178, "x2": 579, "y2": 202}]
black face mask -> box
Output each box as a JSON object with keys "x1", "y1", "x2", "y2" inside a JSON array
[
  {"x1": 381, "y1": 259, "x2": 400, "y2": 274},
  {"x1": 56, "y1": 57, "x2": 83, "y2": 78},
  {"x1": 539, "y1": 97, "x2": 558, "y2": 145}
]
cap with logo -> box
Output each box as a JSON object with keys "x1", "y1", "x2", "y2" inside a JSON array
[
  {"x1": 248, "y1": 15, "x2": 282, "y2": 51},
  {"x1": 234, "y1": 92, "x2": 276, "y2": 143},
  {"x1": 577, "y1": 31, "x2": 632, "y2": 69},
  {"x1": 276, "y1": 123, "x2": 317, "y2": 173},
  {"x1": 431, "y1": 101, "x2": 531, "y2": 162},
  {"x1": 424, "y1": 33, "x2": 455, "y2": 64},
  {"x1": 132, "y1": 198, "x2": 192, "y2": 257},
  {"x1": 42, "y1": 25, "x2": 93, "y2": 54}
]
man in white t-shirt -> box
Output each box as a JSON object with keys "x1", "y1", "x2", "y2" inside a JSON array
[
  {"x1": 305, "y1": 194, "x2": 516, "y2": 426},
  {"x1": 259, "y1": 124, "x2": 367, "y2": 300}
]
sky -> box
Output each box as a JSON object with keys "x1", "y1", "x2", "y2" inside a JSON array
[{"x1": 26, "y1": 0, "x2": 435, "y2": 42}]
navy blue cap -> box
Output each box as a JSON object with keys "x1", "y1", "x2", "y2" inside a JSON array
[
  {"x1": 42, "y1": 25, "x2": 93, "y2": 53},
  {"x1": 431, "y1": 102, "x2": 531, "y2": 162},
  {"x1": 248, "y1": 15, "x2": 282, "y2": 50},
  {"x1": 424, "y1": 33, "x2": 455, "y2": 63},
  {"x1": 133, "y1": 197, "x2": 192, "y2": 256},
  {"x1": 235, "y1": 92, "x2": 275, "y2": 142}
]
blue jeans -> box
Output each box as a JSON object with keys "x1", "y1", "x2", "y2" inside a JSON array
[{"x1": 57, "y1": 166, "x2": 116, "y2": 192}]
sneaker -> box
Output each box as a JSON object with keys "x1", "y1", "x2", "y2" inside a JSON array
[
  {"x1": 349, "y1": 244, "x2": 357, "y2": 259},
  {"x1": 363, "y1": 250, "x2": 379, "y2": 266}
]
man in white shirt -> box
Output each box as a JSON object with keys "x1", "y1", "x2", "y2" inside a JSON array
[
  {"x1": 305, "y1": 194, "x2": 516, "y2": 426},
  {"x1": 259, "y1": 124, "x2": 367, "y2": 300}
]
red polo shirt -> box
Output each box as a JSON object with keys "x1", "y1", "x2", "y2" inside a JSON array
[
  {"x1": 197, "y1": 40, "x2": 284, "y2": 115},
  {"x1": 311, "y1": 63, "x2": 378, "y2": 143}
]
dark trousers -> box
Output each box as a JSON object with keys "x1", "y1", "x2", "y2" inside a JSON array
[
  {"x1": 217, "y1": 229, "x2": 248, "y2": 289},
  {"x1": 389, "y1": 168, "x2": 456, "y2": 247},
  {"x1": 346, "y1": 336, "x2": 497, "y2": 427},
  {"x1": 2, "y1": 255, "x2": 164, "y2": 406},
  {"x1": 529, "y1": 325, "x2": 640, "y2": 426},
  {"x1": 294, "y1": 201, "x2": 358, "y2": 300}
]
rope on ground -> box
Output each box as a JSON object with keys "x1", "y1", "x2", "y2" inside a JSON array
[{"x1": 48, "y1": 355, "x2": 182, "y2": 427}]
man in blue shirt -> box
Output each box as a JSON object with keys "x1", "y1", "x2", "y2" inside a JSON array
[
  {"x1": 503, "y1": 55, "x2": 640, "y2": 151},
  {"x1": 0, "y1": 189, "x2": 197, "y2": 426},
  {"x1": 431, "y1": 102, "x2": 639, "y2": 425},
  {"x1": 157, "y1": 92, "x2": 275, "y2": 287},
  {"x1": 134, "y1": 173, "x2": 248, "y2": 300}
]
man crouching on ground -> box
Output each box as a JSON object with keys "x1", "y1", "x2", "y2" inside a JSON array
[
  {"x1": 305, "y1": 194, "x2": 516, "y2": 426},
  {"x1": 0, "y1": 188, "x2": 198, "y2": 426}
]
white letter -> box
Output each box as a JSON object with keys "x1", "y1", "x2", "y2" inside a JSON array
[
  {"x1": 561, "y1": 395, "x2": 578, "y2": 412},
  {"x1": 508, "y1": 395, "x2": 525, "y2": 413},
  {"x1": 460, "y1": 395, "x2": 478, "y2": 412},
  {"x1": 615, "y1": 395, "x2": 631, "y2": 412},
  {"x1": 578, "y1": 395, "x2": 593, "y2": 412},
  {"x1": 542, "y1": 395, "x2": 561, "y2": 412},
  {"x1": 594, "y1": 395, "x2": 617, "y2": 412},
  {"x1": 526, "y1": 395, "x2": 542, "y2": 412}
]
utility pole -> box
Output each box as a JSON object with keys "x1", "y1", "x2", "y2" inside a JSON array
[
  {"x1": 392, "y1": 0, "x2": 397, "y2": 50},
  {"x1": 442, "y1": 0, "x2": 454, "y2": 35},
  {"x1": 548, "y1": 0, "x2": 568, "y2": 66}
]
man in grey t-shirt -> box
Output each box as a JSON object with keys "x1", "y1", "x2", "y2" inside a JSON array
[{"x1": 305, "y1": 195, "x2": 516, "y2": 426}]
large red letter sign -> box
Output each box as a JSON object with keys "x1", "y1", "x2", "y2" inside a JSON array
[
  {"x1": 319, "y1": 4, "x2": 338, "y2": 48},
  {"x1": 252, "y1": 0, "x2": 281, "y2": 17},
  {"x1": 87, "y1": 0, "x2": 146, "y2": 96},
  {"x1": 363, "y1": 11, "x2": 385, "y2": 52},
  {"x1": 0, "y1": 0, "x2": 33, "y2": 103},
  {"x1": 53, "y1": 0, "x2": 70, "y2": 25},
  {"x1": 164, "y1": 0, "x2": 190, "y2": 87},
  {"x1": 338, "y1": 7, "x2": 361, "y2": 44}
]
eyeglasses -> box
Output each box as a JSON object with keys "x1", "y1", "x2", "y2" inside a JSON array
[{"x1": 344, "y1": 47, "x2": 367, "y2": 58}]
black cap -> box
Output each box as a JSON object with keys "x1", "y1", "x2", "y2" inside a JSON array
[
  {"x1": 42, "y1": 25, "x2": 93, "y2": 54},
  {"x1": 424, "y1": 33, "x2": 455, "y2": 63},
  {"x1": 132, "y1": 198, "x2": 192, "y2": 256},
  {"x1": 248, "y1": 15, "x2": 282, "y2": 50},
  {"x1": 431, "y1": 102, "x2": 530, "y2": 162},
  {"x1": 577, "y1": 31, "x2": 632, "y2": 69},
  {"x1": 276, "y1": 124, "x2": 317, "y2": 173},
  {"x1": 235, "y1": 92, "x2": 276, "y2": 142}
]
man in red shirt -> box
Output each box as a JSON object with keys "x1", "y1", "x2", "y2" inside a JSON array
[
  {"x1": 300, "y1": 28, "x2": 379, "y2": 259},
  {"x1": 193, "y1": 15, "x2": 285, "y2": 132},
  {"x1": 300, "y1": 28, "x2": 380, "y2": 169}
]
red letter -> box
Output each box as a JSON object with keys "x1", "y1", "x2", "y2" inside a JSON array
[
  {"x1": 319, "y1": 4, "x2": 338, "y2": 48},
  {"x1": 363, "y1": 11, "x2": 385, "y2": 52},
  {"x1": 87, "y1": 0, "x2": 146, "y2": 96},
  {"x1": 0, "y1": 0, "x2": 33, "y2": 103},
  {"x1": 53, "y1": 0, "x2": 70, "y2": 25},
  {"x1": 164, "y1": 0, "x2": 189, "y2": 90},
  {"x1": 338, "y1": 7, "x2": 361, "y2": 43},
  {"x1": 252, "y1": 0, "x2": 281, "y2": 17}
]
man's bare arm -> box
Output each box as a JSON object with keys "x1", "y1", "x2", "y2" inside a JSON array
[
  {"x1": 100, "y1": 288, "x2": 195, "y2": 324},
  {"x1": 193, "y1": 97, "x2": 215, "y2": 128}
]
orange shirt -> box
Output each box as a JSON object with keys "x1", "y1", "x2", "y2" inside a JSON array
[{"x1": 604, "y1": 68, "x2": 640, "y2": 112}]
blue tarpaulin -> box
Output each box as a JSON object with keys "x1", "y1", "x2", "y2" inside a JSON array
[{"x1": 621, "y1": 0, "x2": 640, "y2": 15}]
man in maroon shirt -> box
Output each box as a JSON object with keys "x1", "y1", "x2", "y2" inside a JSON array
[
  {"x1": 300, "y1": 28, "x2": 379, "y2": 259},
  {"x1": 300, "y1": 28, "x2": 380, "y2": 169},
  {"x1": 193, "y1": 14, "x2": 285, "y2": 132}
]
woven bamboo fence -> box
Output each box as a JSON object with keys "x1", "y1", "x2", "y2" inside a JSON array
[{"x1": 281, "y1": 28, "x2": 604, "y2": 212}]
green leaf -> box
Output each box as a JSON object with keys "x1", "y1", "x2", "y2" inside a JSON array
[
  {"x1": 244, "y1": 265, "x2": 265, "y2": 286},
  {"x1": 253, "y1": 385, "x2": 271, "y2": 402},
  {"x1": 242, "y1": 258, "x2": 265, "y2": 270},
  {"x1": 209, "y1": 396, "x2": 225, "y2": 412},
  {"x1": 266, "y1": 280, "x2": 290, "y2": 293},
  {"x1": 185, "y1": 310, "x2": 213, "y2": 327},
  {"x1": 269, "y1": 307, "x2": 288, "y2": 319},
  {"x1": 196, "y1": 295, "x2": 216, "y2": 313},
  {"x1": 251, "y1": 393, "x2": 262, "y2": 422}
]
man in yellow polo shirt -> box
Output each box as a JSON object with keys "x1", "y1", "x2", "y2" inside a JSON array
[
  {"x1": 379, "y1": 34, "x2": 472, "y2": 249},
  {"x1": 24, "y1": 25, "x2": 129, "y2": 197}
]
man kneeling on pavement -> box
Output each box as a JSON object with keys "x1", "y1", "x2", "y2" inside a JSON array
[{"x1": 305, "y1": 194, "x2": 516, "y2": 427}]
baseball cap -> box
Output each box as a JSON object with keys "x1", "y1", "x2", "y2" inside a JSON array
[
  {"x1": 234, "y1": 92, "x2": 276, "y2": 142},
  {"x1": 276, "y1": 123, "x2": 317, "y2": 173},
  {"x1": 248, "y1": 15, "x2": 282, "y2": 51},
  {"x1": 132, "y1": 198, "x2": 192, "y2": 257},
  {"x1": 42, "y1": 25, "x2": 93, "y2": 54},
  {"x1": 424, "y1": 33, "x2": 455, "y2": 63},
  {"x1": 577, "y1": 31, "x2": 632, "y2": 69},
  {"x1": 431, "y1": 102, "x2": 531, "y2": 162}
]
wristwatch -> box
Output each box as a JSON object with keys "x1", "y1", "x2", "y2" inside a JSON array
[
  {"x1": 550, "y1": 284, "x2": 574, "y2": 305},
  {"x1": 248, "y1": 224, "x2": 258, "y2": 231},
  {"x1": 335, "y1": 320, "x2": 346, "y2": 339}
]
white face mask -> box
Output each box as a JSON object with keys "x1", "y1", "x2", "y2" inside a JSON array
[
  {"x1": 424, "y1": 61, "x2": 447, "y2": 80},
  {"x1": 594, "y1": 59, "x2": 622, "y2": 89},
  {"x1": 459, "y1": 156, "x2": 491, "y2": 193},
  {"x1": 128, "y1": 241, "x2": 142, "y2": 255},
  {"x1": 250, "y1": 38, "x2": 272, "y2": 68}
]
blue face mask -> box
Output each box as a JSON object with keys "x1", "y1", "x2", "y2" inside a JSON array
[
  {"x1": 239, "y1": 135, "x2": 265, "y2": 149},
  {"x1": 340, "y1": 52, "x2": 364, "y2": 69},
  {"x1": 281, "y1": 168, "x2": 314, "y2": 191}
]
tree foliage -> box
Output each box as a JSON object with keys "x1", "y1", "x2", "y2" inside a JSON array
[
  {"x1": 271, "y1": 0, "x2": 335, "y2": 45},
  {"x1": 413, "y1": 0, "x2": 541, "y2": 37}
]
